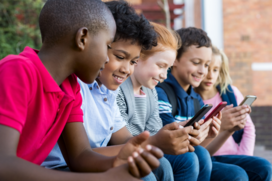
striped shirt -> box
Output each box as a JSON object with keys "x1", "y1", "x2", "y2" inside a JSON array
[{"x1": 117, "y1": 87, "x2": 163, "y2": 136}]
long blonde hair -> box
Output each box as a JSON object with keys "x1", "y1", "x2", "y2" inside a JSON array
[{"x1": 212, "y1": 45, "x2": 232, "y2": 94}]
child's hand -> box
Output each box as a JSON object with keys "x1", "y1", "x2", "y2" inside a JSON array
[
  {"x1": 113, "y1": 131, "x2": 163, "y2": 178},
  {"x1": 206, "y1": 112, "x2": 222, "y2": 138},
  {"x1": 151, "y1": 122, "x2": 197, "y2": 155},
  {"x1": 181, "y1": 121, "x2": 201, "y2": 148},
  {"x1": 196, "y1": 119, "x2": 212, "y2": 143},
  {"x1": 221, "y1": 105, "x2": 248, "y2": 132}
]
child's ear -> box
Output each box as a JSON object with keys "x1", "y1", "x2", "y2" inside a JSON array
[{"x1": 75, "y1": 27, "x2": 89, "y2": 51}]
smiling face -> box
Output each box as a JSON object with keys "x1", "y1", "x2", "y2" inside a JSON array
[
  {"x1": 172, "y1": 45, "x2": 212, "y2": 91},
  {"x1": 97, "y1": 39, "x2": 141, "y2": 90},
  {"x1": 132, "y1": 49, "x2": 176, "y2": 89},
  {"x1": 199, "y1": 54, "x2": 222, "y2": 91},
  {"x1": 74, "y1": 20, "x2": 116, "y2": 84}
]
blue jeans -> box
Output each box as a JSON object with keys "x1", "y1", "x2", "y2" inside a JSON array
[
  {"x1": 211, "y1": 155, "x2": 272, "y2": 181},
  {"x1": 142, "y1": 157, "x2": 174, "y2": 181},
  {"x1": 165, "y1": 146, "x2": 212, "y2": 181}
]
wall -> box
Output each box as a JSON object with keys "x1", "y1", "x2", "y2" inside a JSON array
[{"x1": 223, "y1": 0, "x2": 272, "y2": 106}]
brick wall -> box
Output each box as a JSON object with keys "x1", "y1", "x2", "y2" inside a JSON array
[
  {"x1": 223, "y1": 0, "x2": 272, "y2": 150},
  {"x1": 223, "y1": 0, "x2": 272, "y2": 106},
  {"x1": 251, "y1": 106, "x2": 272, "y2": 150}
]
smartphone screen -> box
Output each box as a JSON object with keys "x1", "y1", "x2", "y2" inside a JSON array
[{"x1": 184, "y1": 104, "x2": 213, "y2": 127}]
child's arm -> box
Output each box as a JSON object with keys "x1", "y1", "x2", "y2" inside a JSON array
[
  {"x1": 60, "y1": 122, "x2": 163, "y2": 176},
  {"x1": 144, "y1": 89, "x2": 164, "y2": 136},
  {"x1": 204, "y1": 105, "x2": 249, "y2": 155},
  {"x1": 0, "y1": 125, "x2": 142, "y2": 181}
]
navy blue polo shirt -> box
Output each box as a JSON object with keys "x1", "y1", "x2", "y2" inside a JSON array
[{"x1": 156, "y1": 72, "x2": 204, "y2": 126}]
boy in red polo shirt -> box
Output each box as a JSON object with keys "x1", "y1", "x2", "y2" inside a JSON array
[{"x1": 0, "y1": 0, "x2": 162, "y2": 180}]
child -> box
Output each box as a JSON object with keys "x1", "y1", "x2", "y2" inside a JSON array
[
  {"x1": 116, "y1": 23, "x2": 215, "y2": 181},
  {"x1": 42, "y1": 1, "x2": 167, "y2": 180},
  {"x1": 194, "y1": 45, "x2": 272, "y2": 181},
  {"x1": 155, "y1": 27, "x2": 225, "y2": 181},
  {"x1": 0, "y1": 0, "x2": 162, "y2": 180}
]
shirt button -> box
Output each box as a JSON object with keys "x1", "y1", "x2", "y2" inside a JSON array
[
  {"x1": 89, "y1": 87, "x2": 92, "y2": 90},
  {"x1": 57, "y1": 109, "x2": 60, "y2": 112},
  {"x1": 110, "y1": 126, "x2": 113, "y2": 130},
  {"x1": 103, "y1": 98, "x2": 107, "y2": 102}
]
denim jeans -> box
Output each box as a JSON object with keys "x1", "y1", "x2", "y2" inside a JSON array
[
  {"x1": 165, "y1": 145, "x2": 212, "y2": 181},
  {"x1": 143, "y1": 157, "x2": 174, "y2": 181},
  {"x1": 211, "y1": 155, "x2": 272, "y2": 181}
]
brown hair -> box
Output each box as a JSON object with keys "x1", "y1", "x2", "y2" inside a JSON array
[
  {"x1": 176, "y1": 27, "x2": 211, "y2": 60},
  {"x1": 141, "y1": 22, "x2": 181, "y2": 59}
]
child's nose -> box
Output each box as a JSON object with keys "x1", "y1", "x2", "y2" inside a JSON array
[{"x1": 159, "y1": 72, "x2": 166, "y2": 80}]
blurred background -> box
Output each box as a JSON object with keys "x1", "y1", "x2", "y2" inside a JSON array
[{"x1": 0, "y1": 0, "x2": 271, "y2": 162}]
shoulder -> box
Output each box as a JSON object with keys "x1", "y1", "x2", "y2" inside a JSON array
[
  {"x1": 117, "y1": 88, "x2": 126, "y2": 102},
  {"x1": 231, "y1": 85, "x2": 244, "y2": 104},
  {"x1": 0, "y1": 56, "x2": 37, "y2": 86},
  {"x1": 0, "y1": 55, "x2": 36, "y2": 73},
  {"x1": 155, "y1": 86, "x2": 168, "y2": 101},
  {"x1": 193, "y1": 89, "x2": 205, "y2": 106},
  {"x1": 151, "y1": 88, "x2": 158, "y2": 98}
]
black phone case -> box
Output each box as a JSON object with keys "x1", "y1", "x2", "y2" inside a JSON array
[{"x1": 184, "y1": 105, "x2": 213, "y2": 127}]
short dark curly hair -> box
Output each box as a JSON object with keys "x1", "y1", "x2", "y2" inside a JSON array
[
  {"x1": 176, "y1": 27, "x2": 211, "y2": 59},
  {"x1": 39, "y1": 0, "x2": 111, "y2": 45},
  {"x1": 105, "y1": 0, "x2": 157, "y2": 50}
]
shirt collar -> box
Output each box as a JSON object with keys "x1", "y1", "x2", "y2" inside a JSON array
[
  {"x1": 164, "y1": 72, "x2": 199, "y2": 99},
  {"x1": 20, "y1": 46, "x2": 75, "y2": 100},
  {"x1": 87, "y1": 80, "x2": 110, "y2": 95}
]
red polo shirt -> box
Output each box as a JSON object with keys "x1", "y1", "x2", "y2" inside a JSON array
[{"x1": 0, "y1": 47, "x2": 83, "y2": 165}]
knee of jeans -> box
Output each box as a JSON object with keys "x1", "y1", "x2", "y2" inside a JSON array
[
  {"x1": 142, "y1": 172, "x2": 157, "y2": 181},
  {"x1": 157, "y1": 157, "x2": 173, "y2": 173},
  {"x1": 258, "y1": 158, "x2": 272, "y2": 180},
  {"x1": 194, "y1": 146, "x2": 212, "y2": 172},
  {"x1": 180, "y1": 152, "x2": 199, "y2": 175},
  {"x1": 232, "y1": 167, "x2": 249, "y2": 181}
]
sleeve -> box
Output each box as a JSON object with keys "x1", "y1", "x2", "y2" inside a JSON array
[
  {"x1": 112, "y1": 99, "x2": 127, "y2": 133},
  {"x1": 144, "y1": 89, "x2": 163, "y2": 136},
  {"x1": 232, "y1": 86, "x2": 255, "y2": 155},
  {"x1": 155, "y1": 86, "x2": 176, "y2": 126},
  {"x1": 67, "y1": 76, "x2": 84, "y2": 123},
  {"x1": 116, "y1": 89, "x2": 133, "y2": 133},
  {"x1": 0, "y1": 60, "x2": 34, "y2": 133}
]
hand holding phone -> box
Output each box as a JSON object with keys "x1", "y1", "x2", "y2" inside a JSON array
[
  {"x1": 184, "y1": 104, "x2": 213, "y2": 127},
  {"x1": 239, "y1": 95, "x2": 257, "y2": 106},
  {"x1": 204, "y1": 102, "x2": 227, "y2": 122}
]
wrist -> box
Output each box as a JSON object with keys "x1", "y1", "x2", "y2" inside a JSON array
[
  {"x1": 112, "y1": 156, "x2": 120, "y2": 168},
  {"x1": 144, "y1": 135, "x2": 158, "y2": 148}
]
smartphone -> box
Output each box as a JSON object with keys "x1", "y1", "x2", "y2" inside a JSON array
[
  {"x1": 239, "y1": 95, "x2": 257, "y2": 106},
  {"x1": 204, "y1": 102, "x2": 227, "y2": 122},
  {"x1": 184, "y1": 104, "x2": 213, "y2": 127}
]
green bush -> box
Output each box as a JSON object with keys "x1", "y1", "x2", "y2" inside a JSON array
[{"x1": 0, "y1": 0, "x2": 44, "y2": 59}]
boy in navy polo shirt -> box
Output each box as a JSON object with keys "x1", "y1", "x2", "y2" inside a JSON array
[
  {"x1": 156, "y1": 27, "x2": 246, "y2": 181},
  {"x1": 0, "y1": 0, "x2": 162, "y2": 180}
]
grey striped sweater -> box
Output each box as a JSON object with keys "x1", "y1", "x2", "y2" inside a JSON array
[{"x1": 116, "y1": 77, "x2": 163, "y2": 136}]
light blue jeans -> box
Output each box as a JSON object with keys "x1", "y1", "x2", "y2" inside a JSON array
[{"x1": 142, "y1": 157, "x2": 174, "y2": 181}]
